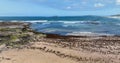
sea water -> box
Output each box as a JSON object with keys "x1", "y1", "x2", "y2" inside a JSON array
[{"x1": 0, "y1": 16, "x2": 120, "y2": 36}]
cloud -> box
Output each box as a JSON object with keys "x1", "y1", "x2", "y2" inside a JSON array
[
  {"x1": 66, "y1": 6, "x2": 72, "y2": 9},
  {"x1": 116, "y1": 0, "x2": 120, "y2": 5},
  {"x1": 94, "y1": 3, "x2": 105, "y2": 7},
  {"x1": 9, "y1": 0, "x2": 119, "y2": 10}
]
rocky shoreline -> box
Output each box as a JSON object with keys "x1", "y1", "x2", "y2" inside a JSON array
[{"x1": 0, "y1": 22, "x2": 120, "y2": 63}]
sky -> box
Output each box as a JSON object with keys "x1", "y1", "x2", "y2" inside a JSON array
[{"x1": 0, "y1": 0, "x2": 120, "y2": 16}]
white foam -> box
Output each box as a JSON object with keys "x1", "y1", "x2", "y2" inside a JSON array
[
  {"x1": 58, "y1": 21, "x2": 89, "y2": 24},
  {"x1": 0, "y1": 20, "x2": 4, "y2": 22},
  {"x1": 24, "y1": 20, "x2": 48, "y2": 23},
  {"x1": 62, "y1": 21, "x2": 101, "y2": 24},
  {"x1": 108, "y1": 16, "x2": 120, "y2": 19},
  {"x1": 1, "y1": 20, "x2": 101, "y2": 25},
  {"x1": 58, "y1": 21, "x2": 79, "y2": 24},
  {"x1": 66, "y1": 32, "x2": 114, "y2": 36}
]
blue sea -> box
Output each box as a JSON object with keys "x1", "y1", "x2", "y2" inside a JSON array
[{"x1": 0, "y1": 16, "x2": 120, "y2": 36}]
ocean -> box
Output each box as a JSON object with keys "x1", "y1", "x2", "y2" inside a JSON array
[{"x1": 0, "y1": 16, "x2": 120, "y2": 36}]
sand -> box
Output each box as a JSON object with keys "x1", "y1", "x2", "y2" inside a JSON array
[
  {"x1": 0, "y1": 49, "x2": 77, "y2": 63},
  {"x1": 0, "y1": 42, "x2": 78, "y2": 63},
  {"x1": 0, "y1": 41, "x2": 119, "y2": 63}
]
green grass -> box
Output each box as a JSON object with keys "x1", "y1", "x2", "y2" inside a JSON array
[{"x1": 0, "y1": 27, "x2": 46, "y2": 48}]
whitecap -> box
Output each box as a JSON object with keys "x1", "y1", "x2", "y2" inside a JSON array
[
  {"x1": 59, "y1": 21, "x2": 79, "y2": 24},
  {"x1": 66, "y1": 32, "x2": 114, "y2": 36},
  {"x1": 22, "y1": 20, "x2": 48, "y2": 23}
]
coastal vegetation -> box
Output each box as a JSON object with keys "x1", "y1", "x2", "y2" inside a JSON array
[{"x1": 0, "y1": 22, "x2": 46, "y2": 48}]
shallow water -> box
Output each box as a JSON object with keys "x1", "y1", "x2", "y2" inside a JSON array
[{"x1": 30, "y1": 20, "x2": 120, "y2": 36}]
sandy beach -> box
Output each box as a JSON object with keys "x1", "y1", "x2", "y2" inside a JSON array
[
  {"x1": 0, "y1": 48, "x2": 76, "y2": 63},
  {"x1": 0, "y1": 36, "x2": 120, "y2": 63},
  {"x1": 0, "y1": 0, "x2": 120, "y2": 62},
  {"x1": 0, "y1": 22, "x2": 120, "y2": 63}
]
